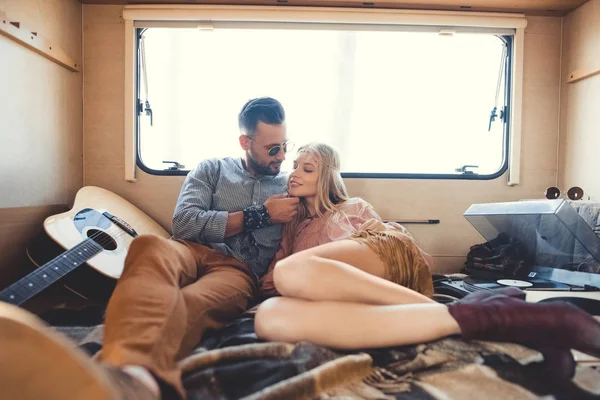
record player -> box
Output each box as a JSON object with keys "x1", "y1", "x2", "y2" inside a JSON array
[{"x1": 437, "y1": 200, "x2": 600, "y2": 303}]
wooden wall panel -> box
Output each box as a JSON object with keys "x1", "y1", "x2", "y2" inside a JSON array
[
  {"x1": 0, "y1": 205, "x2": 68, "y2": 289},
  {"x1": 0, "y1": 0, "x2": 83, "y2": 294},
  {"x1": 79, "y1": 0, "x2": 588, "y2": 16},
  {"x1": 0, "y1": 0, "x2": 83, "y2": 209},
  {"x1": 83, "y1": 6, "x2": 562, "y2": 272},
  {"x1": 559, "y1": 0, "x2": 600, "y2": 201}
]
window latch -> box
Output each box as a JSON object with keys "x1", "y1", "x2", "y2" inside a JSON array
[
  {"x1": 455, "y1": 165, "x2": 479, "y2": 175},
  {"x1": 488, "y1": 106, "x2": 497, "y2": 131},
  {"x1": 162, "y1": 161, "x2": 185, "y2": 171},
  {"x1": 488, "y1": 43, "x2": 508, "y2": 132},
  {"x1": 144, "y1": 100, "x2": 153, "y2": 126},
  {"x1": 488, "y1": 104, "x2": 508, "y2": 131}
]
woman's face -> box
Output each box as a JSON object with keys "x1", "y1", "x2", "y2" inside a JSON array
[{"x1": 288, "y1": 152, "x2": 319, "y2": 198}]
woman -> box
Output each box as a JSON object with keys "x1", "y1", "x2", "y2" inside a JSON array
[
  {"x1": 258, "y1": 142, "x2": 435, "y2": 305},
  {"x1": 255, "y1": 143, "x2": 600, "y2": 382}
]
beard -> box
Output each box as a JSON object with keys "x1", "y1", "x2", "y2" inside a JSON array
[{"x1": 247, "y1": 153, "x2": 282, "y2": 176}]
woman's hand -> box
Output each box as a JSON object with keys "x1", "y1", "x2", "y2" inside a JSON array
[
  {"x1": 359, "y1": 219, "x2": 411, "y2": 234},
  {"x1": 358, "y1": 218, "x2": 388, "y2": 232},
  {"x1": 385, "y1": 221, "x2": 409, "y2": 234}
]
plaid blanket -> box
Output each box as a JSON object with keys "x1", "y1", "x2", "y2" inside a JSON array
[{"x1": 51, "y1": 310, "x2": 600, "y2": 400}]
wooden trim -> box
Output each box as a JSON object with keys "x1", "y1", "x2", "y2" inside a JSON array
[
  {"x1": 79, "y1": 0, "x2": 588, "y2": 16},
  {"x1": 122, "y1": 4, "x2": 528, "y2": 28},
  {"x1": 567, "y1": 67, "x2": 600, "y2": 84},
  {"x1": 0, "y1": 9, "x2": 80, "y2": 72},
  {"x1": 507, "y1": 28, "x2": 524, "y2": 186},
  {"x1": 124, "y1": 19, "x2": 137, "y2": 182}
]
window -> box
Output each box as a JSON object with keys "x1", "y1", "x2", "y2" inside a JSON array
[{"x1": 136, "y1": 25, "x2": 511, "y2": 179}]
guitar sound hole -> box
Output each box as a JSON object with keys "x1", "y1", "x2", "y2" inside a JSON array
[{"x1": 87, "y1": 229, "x2": 117, "y2": 251}]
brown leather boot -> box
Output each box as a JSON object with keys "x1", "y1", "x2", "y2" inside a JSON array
[{"x1": 448, "y1": 295, "x2": 600, "y2": 358}]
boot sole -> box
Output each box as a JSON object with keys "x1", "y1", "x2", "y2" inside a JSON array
[{"x1": 0, "y1": 302, "x2": 117, "y2": 400}]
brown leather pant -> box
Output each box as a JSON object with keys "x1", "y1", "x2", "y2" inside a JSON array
[{"x1": 101, "y1": 235, "x2": 255, "y2": 399}]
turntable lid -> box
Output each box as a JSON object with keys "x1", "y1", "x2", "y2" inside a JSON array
[{"x1": 463, "y1": 199, "x2": 600, "y2": 271}]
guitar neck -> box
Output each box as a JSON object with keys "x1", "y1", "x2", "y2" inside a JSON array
[{"x1": 0, "y1": 238, "x2": 104, "y2": 306}]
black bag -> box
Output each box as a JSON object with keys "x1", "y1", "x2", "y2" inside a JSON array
[{"x1": 462, "y1": 233, "x2": 531, "y2": 278}]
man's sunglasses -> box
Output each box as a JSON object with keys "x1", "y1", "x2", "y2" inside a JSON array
[
  {"x1": 544, "y1": 186, "x2": 587, "y2": 201},
  {"x1": 248, "y1": 137, "x2": 295, "y2": 157}
]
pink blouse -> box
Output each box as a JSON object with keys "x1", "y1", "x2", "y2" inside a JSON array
[
  {"x1": 291, "y1": 198, "x2": 378, "y2": 252},
  {"x1": 259, "y1": 198, "x2": 380, "y2": 297}
]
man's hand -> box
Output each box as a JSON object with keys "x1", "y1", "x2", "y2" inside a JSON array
[{"x1": 264, "y1": 194, "x2": 299, "y2": 224}]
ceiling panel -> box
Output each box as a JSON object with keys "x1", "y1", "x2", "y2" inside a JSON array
[{"x1": 79, "y1": 0, "x2": 589, "y2": 16}]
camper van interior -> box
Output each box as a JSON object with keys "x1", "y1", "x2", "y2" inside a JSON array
[{"x1": 1, "y1": 0, "x2": 600, "y2": 399}]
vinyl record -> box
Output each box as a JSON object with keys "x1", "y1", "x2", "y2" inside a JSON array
[
  {"x1": 463, "y1": 276, "x2": 571, "y2": 292},
  {"x1": 497, "y1": 279, "x2": 533, "y2": 288}
]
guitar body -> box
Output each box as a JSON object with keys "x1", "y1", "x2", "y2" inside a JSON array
[{"x1": 1, "y1": 186, "x2": 170, "y2": 307}]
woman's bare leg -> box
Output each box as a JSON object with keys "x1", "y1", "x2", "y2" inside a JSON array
[
  {"x1": 255, "y1": 297, "x2": 459, "y2": 349},
  {"x1": 274, "y1": 240, "x2": 434, "y2": 305}
]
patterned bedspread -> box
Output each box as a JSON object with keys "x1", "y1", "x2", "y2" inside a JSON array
[{"x1": 52, "y1": 310, "x2": 600, "y2": 400}]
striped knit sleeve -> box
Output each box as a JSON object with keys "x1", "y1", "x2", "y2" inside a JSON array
[{"x1": 172, "y1": 160, "x2": 228, "y2": 243}]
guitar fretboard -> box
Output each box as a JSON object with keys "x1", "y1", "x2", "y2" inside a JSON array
[{"x1": 0, "y1": 239, "x2": 104, "y2": 306}]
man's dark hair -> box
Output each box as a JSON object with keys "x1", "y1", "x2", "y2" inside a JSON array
[{"x1": 238, "y1": 97, "x2": 285, "y2": 138}]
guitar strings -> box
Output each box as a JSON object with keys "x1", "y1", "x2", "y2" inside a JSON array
[
  {"x1": 51, "y1": 221, "x2": 142, "y2": 265},
  {"x1": 74, "y1": 212, "x2": 172, "y2": 255},
  {"x1": 83, "y1": 211, "x2": 167, "y2": 249},
  {"x1": 58, "y1": 211, "x2": 168, "y2": 259},
  {"x1": 83, "y1": 215, "x2": 163, "y2": 249},
  {"x1": 82, "y1": 224, "x2": 140, "y2": 251}
]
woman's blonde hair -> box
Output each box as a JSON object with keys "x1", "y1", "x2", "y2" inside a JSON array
[{"x1": 283, "y1": 143, "x2": 350, "y2": 250}]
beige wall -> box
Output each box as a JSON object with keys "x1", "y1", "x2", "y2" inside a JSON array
[
  {"x1": 83, "y1": 6, "x2": 562, "y2": 273},
  {"x1": 0, "y1": 0, "x2": 83, "y2": 208},
  {"x1": 559, "y1": 0, "x2": 600, "y2": 200},
  {"x1": 0, "y1": 0, "x2": 82, "y2": 275}
]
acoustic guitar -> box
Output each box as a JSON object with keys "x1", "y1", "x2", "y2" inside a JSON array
[{"x1": 0, "y1": 186, "x2": 170, "y2": 306}]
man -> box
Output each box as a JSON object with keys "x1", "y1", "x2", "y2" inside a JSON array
[{"x1": 0, "y1": 97, "x2": 299, "y2": 399}]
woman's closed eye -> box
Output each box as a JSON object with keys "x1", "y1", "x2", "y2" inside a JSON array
[{"x1": 292, "y1": 161, "x2": 313, "y2": 174}]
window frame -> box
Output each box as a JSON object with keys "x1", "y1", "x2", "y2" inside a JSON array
[{"x1": 123, "y1": 5, "x2": 526, "y2": 182}]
